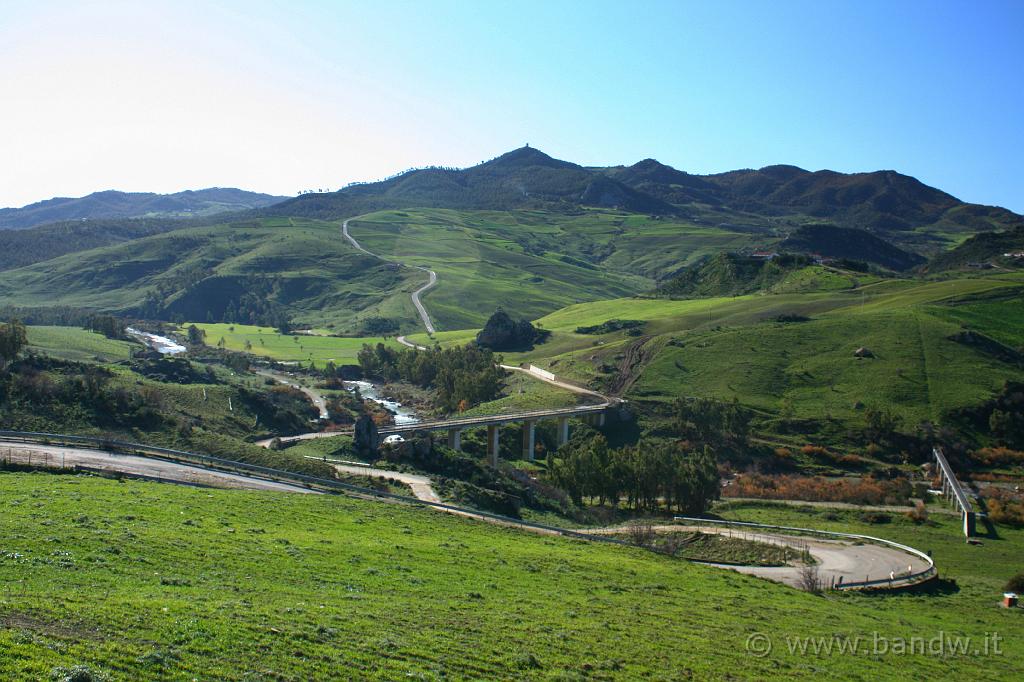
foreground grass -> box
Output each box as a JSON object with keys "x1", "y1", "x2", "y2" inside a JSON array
[{"x1": 1, "y1": 474, "x2": 1022, "y2": 680}]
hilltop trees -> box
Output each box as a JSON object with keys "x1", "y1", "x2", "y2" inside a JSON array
[
  {"x1": 475, "y1": 309, "x2": 545, "y2": 351},
  {"x1": 548, "y1": 435, "x2": 720, "y2": 513}
]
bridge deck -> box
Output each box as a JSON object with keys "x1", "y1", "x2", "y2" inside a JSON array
[{"x1": 377, "y1": 403, "x2": 607, "y2": 434}]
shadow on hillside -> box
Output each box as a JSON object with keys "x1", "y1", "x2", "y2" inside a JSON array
[{"x1": 853, "y1": 577, "x2": 961, "y2": 598}]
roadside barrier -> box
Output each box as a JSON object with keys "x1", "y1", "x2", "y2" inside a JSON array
[
  {"x1": 673, "y1": 516, "x2": 937, "y2": 590},
  {"x1": 0, "y1": 430, "x2": 626, "y2": 547}
]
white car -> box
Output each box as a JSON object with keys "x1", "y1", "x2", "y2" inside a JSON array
[{"x1": 383, "y1": 435, "x2": 405, "y2": 444}]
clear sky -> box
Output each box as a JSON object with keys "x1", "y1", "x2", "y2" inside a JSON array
[{"x1": 1, "y1": 0, "x2": 1021, "y2": 212}]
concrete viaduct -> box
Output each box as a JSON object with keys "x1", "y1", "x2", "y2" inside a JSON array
[{"x1": 266, "y1": 403, "x2": 612, "y2": 466}]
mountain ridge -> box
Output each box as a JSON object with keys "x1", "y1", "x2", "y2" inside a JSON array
[
  {"x1": 265, "y1": 147, "x2": 1022, "y2": 253},
  {"x1": 0, "y1": 187, "x2": 288, "y2": 230}
]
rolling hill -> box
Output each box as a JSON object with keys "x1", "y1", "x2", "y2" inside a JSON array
[
  {"x1": 0, "y1": 187, "x2": 287, "y2": 230},
  {"x1": 269, "y1": 146, "x2": 1023, "y2": 255}
]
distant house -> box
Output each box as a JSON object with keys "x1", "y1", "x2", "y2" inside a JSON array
[
  {"x1": 811, "y1": 252, "x2": 835, "y2": 265},
  {"x1": 751, "y1": 251, "x2": 780, "y2": 261},
  {"x1": 967, "y1": 262, "x2": 993, "y2": 269},
  {"x1": 1003, "y1": 252, "x2": 1024, "y2": 259}
]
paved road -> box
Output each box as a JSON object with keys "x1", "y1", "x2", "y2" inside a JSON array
[
  {"x1": 396, "y1": 336, "x2": 426, "y2": 350},
  {"x1": 586, "y1": 524, "x2": 930, "y2": 589},
  {"x1": 255, "y1": 368, "x2": 329, "y2": 420},
  {"x1": 0, "y1": 441, "x2": 319, "y2": 494},
  {"x1": 342, "y1": 218, "x2": 437, "y2": 334}
]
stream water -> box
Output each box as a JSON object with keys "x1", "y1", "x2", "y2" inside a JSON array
[
  {"x1": 344, "y1": 380, "x2": 420, "y2": 425},
  {"x1": 125, "y1": 327, "x2": 187, "y2": 354}
]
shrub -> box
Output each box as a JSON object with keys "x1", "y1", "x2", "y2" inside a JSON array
[
  {"x1": 906, "y1": 501, "x2": 929, "y2": 524},
  {"x1": 1005, "y1": 573, "x2": 1024, "y2": 594}
]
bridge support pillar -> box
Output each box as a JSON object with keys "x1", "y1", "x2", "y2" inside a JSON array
[
  {"x1": 557, "y1": 417, "x2": 570, "y2": 448},
  {"x1": 487, "y1": 424, "x2": 500, "y2": 466},
  {"x1": 521, "y1": 420, "x2": 536, "y2": 461},
  {"x1": 596, "y1": 411, "x2": 605, "y2": 427},
  {"x1": 447, "y1": 428, "x2": 462, "y2": 451}
]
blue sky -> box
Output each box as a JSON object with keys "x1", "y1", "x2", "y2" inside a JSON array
[{"x1": 1, "y1": 0, "x2": 1021, "y2": 211}]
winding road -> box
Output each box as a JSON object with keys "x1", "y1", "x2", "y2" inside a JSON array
[
  {"x1": 342, "y1": 218, "x2": 438, "y2": 334},
  {"x1": 584, "y1": 524, "x2": 930, "y2": 589}
]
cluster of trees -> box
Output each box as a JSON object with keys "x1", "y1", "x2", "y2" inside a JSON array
[
  {"x1": 548, "y1": 434, "x2": 720, "y2": 513},
  {"x1": 87, "y1": 314, "x2": 126, "y2": 340},
  {"x1": 357, "y1": 343, "x2": 503, "y2": 412},
  {"x1": 0, "y1": 357, "x2": 165, "y2": 430},
  {"x1": 949, "y1": 381, "x2": 1024, "y2": 451},
  {"x1": 475, "y1": 309, "x2": 545, "y2": 351},
  {"x1": 673, "y1": 397, "x2": 751, "y2": 448},
  {"x1": 0, "y1": 320, "x2": 28, "y2": 370}
]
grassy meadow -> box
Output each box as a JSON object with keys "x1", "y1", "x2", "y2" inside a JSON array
[
  {"x1": 406, "y1": 272, "x2": 1024, "y2": 444},
  {"x1": 26, "y1": 326, "x2": 139, "y2": 363},
  {"x1": 186, "y1": 322, "x2": 401, "y2": 367},
  {"x1": 1, "y1": 473, "x2": 1022, "y2": 680}
]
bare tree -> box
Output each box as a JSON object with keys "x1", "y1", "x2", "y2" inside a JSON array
[
  {"x1": 626, "y1": 520, "x2": 655, "y2": 548},
  {"x1": 798, "y1": 563, "x2": 824, "y2": 593}
]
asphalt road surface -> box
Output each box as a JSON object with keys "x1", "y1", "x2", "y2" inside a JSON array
[{"x1": 0, "y1": 441, "x2": 319, "y2": 494}]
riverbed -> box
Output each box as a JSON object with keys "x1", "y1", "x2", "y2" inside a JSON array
[
  {"x1": 344, "y1": 380, "x2": 420, "y2": 425},
  {"x1": 125, "y1": 327, "x2": 187, "y2": 354}
]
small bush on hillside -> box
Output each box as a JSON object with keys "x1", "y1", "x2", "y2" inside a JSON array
[{"x1": 1005, "y1": 573, "x2": 1024, "y2": 594}]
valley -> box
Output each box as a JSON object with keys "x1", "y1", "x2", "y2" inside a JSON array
[{"x1": 2, "y1": 147, "x2": 1023, "y2": 681}]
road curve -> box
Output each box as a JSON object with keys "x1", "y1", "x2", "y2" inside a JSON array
[
  {"x1": 0, "y1": 441, "x2": 319, "y2": 494},
  {"x1": 331, "y1": 462, "x2": 440, "y2": 503},
  {"x1": 342, "y1": 218, "x2": 437, "y2": 335},
  {"x1": 585, "y1": 524, "x2": 930, "y2": 589}
]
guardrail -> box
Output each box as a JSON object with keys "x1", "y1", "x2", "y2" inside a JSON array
[
  {"x1": 673, "y1": 516, "x2": 937, "y2": 591},
  {"x1": 933, "y1": 446, "x2": 976, "y2": 537},
  {"x1": 0, "y1": 430, "x2": 628, "y2": 548}
]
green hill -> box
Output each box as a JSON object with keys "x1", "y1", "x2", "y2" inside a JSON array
[
  {"x1": 1, "y1": 473, "x2": 1021, "y2": 680},
  {"x1": 0, "y1": 188, "x2": 286, "y2": 230},
  {"x1": 0, "y1": 218, "x2": 425, "y2": 333},
  {"x1": 929, "y1": 225, "x2": 1024, "y2": 271},
  {"x1": 779, "y1": 224, "x2": 925, "y2": 271},
  {"x1": 269, "y1": 147, "x2": 1023, "y2": 255}
]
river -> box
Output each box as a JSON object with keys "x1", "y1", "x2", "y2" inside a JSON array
[
  {"x1": 125, "y1": 327, "x2": 187, "y2": 354},
  {"x1": 344, "y1": 380, "x2": 420, "y2": 425}
]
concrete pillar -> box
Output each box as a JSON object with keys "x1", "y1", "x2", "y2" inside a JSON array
[
  {"x1": 447, "y1": 428, "x2": 462, "y2": 451},
  {"x1": 557, "y1": 417, "x2": 570, "y2": 448},
  {"x1": 487, "y1": 424, "x2": 500, "y2": 466},
  {"x1": 596, "y1": 412, "x2": 605, "y2": 427},
  {"x1": 521, "y1": 420, "x2": 536, "y2": 461}
]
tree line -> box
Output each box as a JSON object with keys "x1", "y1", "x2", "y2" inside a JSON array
[
  {"x1": 548, "y1": 434, "x2": 720, "y2": 513},
  {"x1": 357, "y1": 342, "x2": 503, "y2": 413}
]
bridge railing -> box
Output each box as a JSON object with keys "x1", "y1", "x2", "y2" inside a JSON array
[{"x1": 933, "y1": 446, "x2": 976, "y2": 537}]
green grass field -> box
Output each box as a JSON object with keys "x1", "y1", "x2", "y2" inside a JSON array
[
  {"x1": 186, "y1": 323, "x2": 400, "y2": 366},
  {"x1": 26, "y1": 326, "x2": 139, "y2": 363},
  {"x1": 406, "y1": 273, "x2": 1024, "y2": 443},
  {"x1": 0, "y1": 217, "x2": 424, "y2": 334},
  {"x1": 1, "y1": 473, "x2": 1021, "y2": 680}
]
